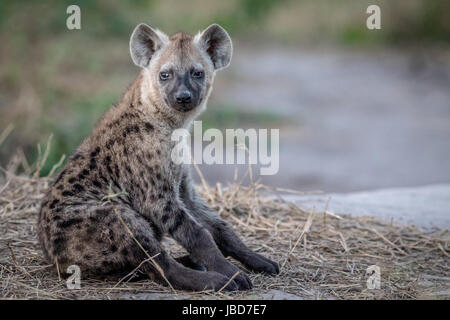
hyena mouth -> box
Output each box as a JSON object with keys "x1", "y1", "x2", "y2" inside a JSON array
[{"x1": 172, "y1": 102, "x2": 197, "y2": 113}]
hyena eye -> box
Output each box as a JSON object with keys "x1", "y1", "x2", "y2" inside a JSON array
[
  {"x1": 159, "y1": 71, "x2": 171, "y2": 81},
  {"x1": 191, "y1": 70, "x2": 204, "y2": 79}
]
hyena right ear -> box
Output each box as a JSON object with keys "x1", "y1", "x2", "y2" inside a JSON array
[
  {"x1": 195, "y1": 24, "x2": 233, "y2": 70},
  {"x1": 130, "y1": 23, "x2": 168, "y2": 68}
]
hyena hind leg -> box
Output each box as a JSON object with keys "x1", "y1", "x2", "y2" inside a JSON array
[{"x1": 58, "y1": 205, "x2": 239, "y2": 291}]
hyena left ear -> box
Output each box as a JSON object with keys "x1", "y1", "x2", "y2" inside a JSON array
[
  {"x1": 195, "y1": 24, "x2": 233, "y2": 70},
  {"x1": 130, "y1": 23, "x2": 168, "y2": 68}
]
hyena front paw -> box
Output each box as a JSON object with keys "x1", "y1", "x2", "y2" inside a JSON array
[
  {"x1": 205, "y1": 271, "x2": 240, "y2": 292},
  {"x1": 210, "y1": 258, "x2": 253, "y2": 290},
  {"x1": 243, "y1": 253, "x2": 280, "y2": 275},
  {"x1": 190, "y1": 271, "x2": 240, "y2": 292},
  {"x1": 166, "y1": 269, "x2": 239, "y2": 292}
]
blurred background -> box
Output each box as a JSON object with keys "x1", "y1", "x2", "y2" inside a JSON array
[{"x1": 0, "y1": 0, "x2": 449, "y2": 192}]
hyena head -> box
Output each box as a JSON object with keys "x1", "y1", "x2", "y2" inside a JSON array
[{"x1": 130, "y1": 23, "x2": 232, "y2": 124}]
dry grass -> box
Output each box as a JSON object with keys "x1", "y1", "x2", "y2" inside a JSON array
[{"x1": 0, "y1": 138, "x2": 449, "y2": 300}]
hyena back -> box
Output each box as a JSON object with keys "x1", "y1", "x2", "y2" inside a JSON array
[{"x1": 38, "y1": 23, "x2": 279, "y2": 291}]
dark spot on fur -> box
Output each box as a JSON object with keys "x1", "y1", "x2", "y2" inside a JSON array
[
  {"x1": 72, "y1": 153, "x2": 83, "y2": 161},
  {"x1": 89, "y1": 159, "x2": 97, "y2": 170},
  {"x1": 58, "y1": 256, "x2": 68, "y2": 264},
  {"x1": 49, "y1": 199, "x2": 60, "y2": 209},
  {"x1": 162, "y1": 213, "x2": 169, "y2": 224},
  {"x1": 62, "y1": 191, "x2": 74, "y2": 197},
  {"x1": 53, "y1": 237, "x2": 67, "y2": 255},
  {"x1": 86, "y1": 226, "x2": 96, "y2": 235},
  {"x1": 73, "y1": 184, "x2": 84, "y2": 193},
  {"x1": 100, "y1": 175, "x2": 108, "y2": 184},
  {"x1": 93, "y1": 180, "x2": 102, "y2": 188},
  {"x1": 57, "y1": 218, "x2": 83, "y2": 229},
  {"x1": 121, "y1": 248, "x2": 129, "y2": 256},
  {"x1": 145, "y1": 122, "x2": 154, "y2": 132},
  {"x1": 169, "y1": 211, "x2": 185, "y2": 234},
  {"x1": 91, "y1": 147, "x2": 101, "y2": 158},
  {"x1": 68, "y1": 177, "x2": 76, "y2": 184}
]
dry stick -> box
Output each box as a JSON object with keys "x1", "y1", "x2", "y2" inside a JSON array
[
  {"x1": 0, "y1": 179, "x2": 11, "y2": 195},
  {"x1": 328, "y1": 229, "x2": 349, "y2": 252},
  {"x1": 55, "y1": 258, "x2": 61, "y2": 282},
  {"x1": 282, "y1": 208, "x2": 315, "y2": 269},
  {"x1": 324, "y1": 210, "x2": 343, "y2": 220},
  {"x1": 369, "y1": 228, "x2": 407, "y2": 255},
  {"x1": 8, "y1": 244, "x2": 34, "y2": 279},
  {"x1": 322, "y1": 196, "x2": 331, "y2": 228},
  {"x1": 7, "y1": 242, "x2": 17, "y2": 264},
  {"x1": 47, "y1": 154, "x2": 66, "y2": 177},
  {"x1": 437, "y1": 243, "x2": 450, "y2": 258},
  {"x1": 0, "y1": 124, "x2": 14, "y2": 146},
  {"x1": 217, "y1": 270, "x2": 240, "y2": 294},
  {"x1": 113, "y1": 208, "x2": 177, "y2": 295},
  {"x1": 274, "y1": 187, "x2": 323, "y2": 195}
]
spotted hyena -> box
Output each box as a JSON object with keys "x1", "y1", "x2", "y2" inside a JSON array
[{"x1": 38, "y1": 23, "x2": 279, "y2": 291}]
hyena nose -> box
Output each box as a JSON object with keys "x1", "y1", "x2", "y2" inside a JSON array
[{"x1": 176, "y1": 90, "x2": 192, "y2": 104}]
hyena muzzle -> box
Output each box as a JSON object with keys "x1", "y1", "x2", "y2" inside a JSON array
[{"x1": 37, "y1": 23, "x2": 279, "y2": 291}]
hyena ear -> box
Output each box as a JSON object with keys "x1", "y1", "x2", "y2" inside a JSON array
[
  {"x1": 195, "y1": 24, "x2": 233, "y2": 70},
  {"x1": 130, "y1": 23, "x2": 168, "y2": 68}
]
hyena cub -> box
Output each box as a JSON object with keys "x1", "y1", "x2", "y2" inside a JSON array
[{"x1": 38, "y1": 23, "x2": 279, "y2": 291}]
